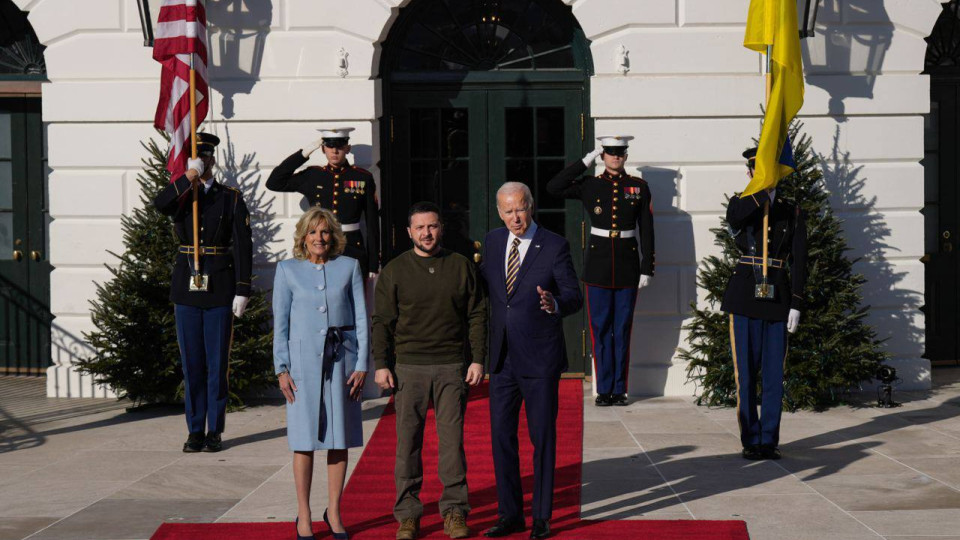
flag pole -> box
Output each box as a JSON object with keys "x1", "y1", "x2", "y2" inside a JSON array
[
  {"x1": 189, "y1": 53, "x2": 201, "y2": 288},
  {"x1": 762, "y1": 45, "x2": 772, "y2": 290}
]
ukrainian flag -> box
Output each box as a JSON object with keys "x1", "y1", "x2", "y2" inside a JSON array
[{"x1": 742, "y1": 0, "x2": 805, "y2": 197}]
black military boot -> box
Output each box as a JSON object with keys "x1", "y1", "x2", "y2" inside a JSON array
[
  {"x1": 183, "y1": 432, "x2": 205, "y2": 453},
  {"x1": 202, "y1": 431, "x2": 223, "y2": 452}
]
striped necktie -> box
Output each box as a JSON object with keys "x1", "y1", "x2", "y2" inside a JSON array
[{"x1": 506, "y1": 237, "x2": 521, "y2": 296}]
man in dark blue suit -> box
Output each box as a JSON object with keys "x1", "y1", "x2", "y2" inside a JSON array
[{"x1": 480, "y1": 182, "x2": 582, "y2": 539}]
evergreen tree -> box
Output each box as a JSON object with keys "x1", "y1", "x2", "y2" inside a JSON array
[
  {"x1": 78, "y1": 134, "x2": 274, "y2": 408},
  {"x1": 679, "y1": 122, "x2": 887, "y2": 411}
]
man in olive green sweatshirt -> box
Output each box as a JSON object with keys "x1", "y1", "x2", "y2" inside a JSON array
[{"x1": 373, "y1": 201, "x2": 487, "y2": 540}]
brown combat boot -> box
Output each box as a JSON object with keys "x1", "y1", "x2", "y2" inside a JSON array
[
  {"x1": 396, "y1": 517, "x2": 419, "y2": 540},
  {"x1": 443, "y1": 510, "x2": 470, "y2": 539}
]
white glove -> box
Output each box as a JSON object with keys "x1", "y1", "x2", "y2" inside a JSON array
[
  {"x1": 301, "y1": 139, "x2": 323, "y2": 159},
  {"x1": 787, "y1": 308, "x2": 800, "y2": 334},
  {"x1": 233, "y1": 295, "x2": 250, "y2": 318},
  {"x1": 187, "y1": 158, "x2": 204, "y2": 177},
  {"x1": 582, "y1": 148, "x2": 603, "y2": 166},
  {"x1": 638, "y1": 274, "x2": 652, "y2": 289}
]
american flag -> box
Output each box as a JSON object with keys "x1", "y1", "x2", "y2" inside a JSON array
[{"x1": 152, "y1": 0, "x2": 208, "y2": 181}]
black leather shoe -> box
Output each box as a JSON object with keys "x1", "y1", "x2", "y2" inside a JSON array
[
  {"x1": 595, "y1": 394, "x2": 613, "y2": 407},
  {"x1": 530, "y1": 519, "x2": 550, "y2": 539},
  {"x1": 202, "y1": 431, "x2": 223, "y2": 452},
  {"x1": 741, "y1": 445, "x2": 763, "y2": 460},
  {"x1": 612, "y1": 394, "x2": 629, "y2": 406},
  {"x1": 484, "y1": 517, "x2": 525, "y2": 537},
  {"x1": 760, "y1": 444, "x2": 781, "y2": 460},
  {"x1": 182, "y1": 432, "x2": 204, "y2": 453}
]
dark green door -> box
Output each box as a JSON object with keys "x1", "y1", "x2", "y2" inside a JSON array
[
  {"x1": 0, "y1": 98, "x2": 51, "y2": 375},
  {"x1": 924, "y1": 80, "x2": 960, "y2": 363},
  {"x1": 386, "y1": 88, "x2": 587, "y2": 373}
]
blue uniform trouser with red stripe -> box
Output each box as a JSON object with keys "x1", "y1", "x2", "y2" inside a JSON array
[
  {"x1": 586, "y1": 285, "x2": 638, "y2": 395},
  {"x1": 730, "y1": 314, "x2": 786, "y2": 448},
  {"x1": 174, "y1": 304, "x2": 233, "y2": 435}
]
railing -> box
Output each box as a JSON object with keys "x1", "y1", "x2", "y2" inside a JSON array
[{"x1": 0, "y1": 274, "x2": 52, "y2": 376}]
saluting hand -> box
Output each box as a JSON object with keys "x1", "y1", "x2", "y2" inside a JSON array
[
  {"x1": 347, "y1": 371, "x2": 367, "y2": 401},
  {"x1": 538, "y1": 286, "x2": 556, "y2": 315},
  {"x1": 278, "y1": 372, "x2": 297, "y2": 404},
  {"x1": 302, "y1": 138, "x2": 323, "y2": 159}
]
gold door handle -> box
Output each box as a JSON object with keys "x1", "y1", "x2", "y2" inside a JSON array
[
  {"x1": 12, "y1": 250, "x2": 22, "y2": 261},
  {"x1": 30, "y1": 251, "x2": 41, "y2": 261}
]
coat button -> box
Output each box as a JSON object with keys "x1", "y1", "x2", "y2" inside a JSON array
[
  {"x1": 318, "y1": 285, "x2": 325, "y2": 291},
  {"x1": 318, "y1": 306, "x2": 327, "y2": 313},
  {"x1": 321, "y1": 329, "x2": 327, "y2": 336}
]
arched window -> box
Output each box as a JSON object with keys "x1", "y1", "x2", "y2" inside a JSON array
[
  {"x1": 384, "y1": 0, "x2": 584, "y2": 74},
  {"x1": 0, "y1": 1, "x2": 45, "y2": 77},
  {"x1": 926, "y1": 0, "x2": 960, "y2": 71}
]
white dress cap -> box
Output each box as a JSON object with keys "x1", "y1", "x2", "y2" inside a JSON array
[
  {"x1": 318, "y1": 127, "x2": 356, "y2": 139},
  {"x1": 596, "y1": 135, "x2": 634, "y2": 147}
]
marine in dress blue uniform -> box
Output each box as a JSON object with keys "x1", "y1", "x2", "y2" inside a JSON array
[
  {"x1": 266, "y1": 128, "x2": 380, "y2": 276},
  {"x1": 153, "y1": 133, "x2": 253, "y2": 453},
  {"x1": 720, "y1": 147, "x2": 808, "y2": 460},
  {"x1": 547, "y1": 136, "x2": 655, "y2": 407}
]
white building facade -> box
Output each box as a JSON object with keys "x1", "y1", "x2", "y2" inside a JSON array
[{"x1": 6, "y1": 0, "x2": 945, "y2": 397}]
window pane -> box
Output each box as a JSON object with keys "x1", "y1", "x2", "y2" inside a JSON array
[
  {"x1": 536, "y1": 108, "x2": 564, "y2": 157},
  {"x1": 0, "y1": 114, "x2": 10, "y2": 160},
  {"x1": 441, "y1": 108, "x2": 469, "y2": 158},
  {"x1": 0, "y1": 212, "x2": 12, "y2": 258},
  {"x1": 411, "y1": 161, "x2": 440, "y2": 203},
  {"x1": 0, "y1": 162, "x2": 11, "y2": 210},
  {"x1": 506, "y1": 159, "x2": 534, "y2": 186},
  {"x1": 537, "y1": 211, "x2": 564, "y2": 236},
  {"x1": 440, "y1": 160, "x2": 473, "y2": 259},
  {"x1": 505, "y1": 108, "x2": 533, "y2": 158},
  {"x1": 410, "y1": 109, "x2": 440, "y2": 159},
  {"x1": 536, "y1": 160, "x2": 564, "y2": 209}
]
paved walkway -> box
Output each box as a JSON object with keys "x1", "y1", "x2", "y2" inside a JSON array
[{"x1": 1, "y1": 370, "x2": 959, "y2": 540}]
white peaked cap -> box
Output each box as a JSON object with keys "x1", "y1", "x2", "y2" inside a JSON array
[
  {"x1": 596, "y1": 135, "x2": 634, "y2": 147},
  {"x1": 318, "y1": 127, "x2": 356, "y2": 139}
]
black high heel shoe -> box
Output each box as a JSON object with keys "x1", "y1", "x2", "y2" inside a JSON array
[
  {"x1": 294, "y1": 516, "x2": 315, "y2": 540},
  {"x1": 323, "y1": 509, "x2": 349, "y2": 540}
]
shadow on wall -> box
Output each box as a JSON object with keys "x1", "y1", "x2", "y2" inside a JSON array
[
  {"x1": 629, "y1": 166, "x2": 695, "y2": 396},
  {"x1": 205, "y1": 0, "x2": 273, "y2": 119},
  {"x1": 217, "y1": 123, "x2": 283, "y2": 287},
  {"x1": 802, "y1": 0, "x2": 892, "y2": 118},
  {"x1": 818, "y1": 127, "x2": 923, "y2": 384}
]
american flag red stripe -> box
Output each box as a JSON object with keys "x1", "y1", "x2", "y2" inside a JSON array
[{"x1": 152, "y1": 0, "x2": 208, "y2": 181}]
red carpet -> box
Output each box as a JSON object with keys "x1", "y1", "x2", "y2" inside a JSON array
[{"x1": 152, "y1": 381, "x2": 748, "y2": 539}]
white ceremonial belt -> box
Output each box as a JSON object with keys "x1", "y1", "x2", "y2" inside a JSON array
[
  {"x1": 591, "y1": 227, "x2": 635, "y2": 239},
  {"x1": 341, "y1": 223, "x2": 361, "y2": 232}
]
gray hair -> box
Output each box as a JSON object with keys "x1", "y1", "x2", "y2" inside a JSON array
[{"x1": 496, "y1": 182, "x2": 534, "y2": 209}]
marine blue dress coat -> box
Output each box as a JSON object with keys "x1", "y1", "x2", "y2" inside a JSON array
[{"x1": 273, "y1": 255, "x2": 369, "y2": 451}]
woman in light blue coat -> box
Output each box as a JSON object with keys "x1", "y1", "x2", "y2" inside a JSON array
[{"x1": 274, "y1": 206, "x2": 368, "y2": 540}]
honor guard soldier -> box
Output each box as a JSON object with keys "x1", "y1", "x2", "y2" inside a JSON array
[
  {"x1": 267, "y1": 128, "x2": 380, "y2": 277},
  {"x1": 721, "y1": 147, "x2": 807, "y2": 461},
  {"x1": 547, "y1": 136, "x2": 655, "y2": 407},
  {"x1": 153, "y1": 132, "x2": 254, "y2": 453}
]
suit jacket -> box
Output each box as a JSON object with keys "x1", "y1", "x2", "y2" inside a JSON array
[
  {"x1": 547, "y1": 160, "x2": 655, "y2": 287},
  {"x1": 153, "y1": 175, "x2": 253, "y2": 308},
  {"x1": 480, "y1": 225, "x2": 582, "y2": 378},
  {"x1": 266, "y1": 151, "x2": 380, "y2": 273},
  {"x1": 720, "y1": 192, "x2": 808, "y2": 321}
]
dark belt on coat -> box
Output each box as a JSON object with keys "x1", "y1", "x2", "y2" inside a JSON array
[
  {"x1": 179, "y1": 245, "x2": 230, "y2": 256},
  {"x1": 318, "y1": 325, "x2": 356, "y2": 442},
  {"x1": 738, "y1": 256, "x2": 785, "y2": 269}
]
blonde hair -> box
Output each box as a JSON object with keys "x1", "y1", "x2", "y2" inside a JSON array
[{"x1": 292, "y1": 206, "x2": 347, "y2": 260}]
